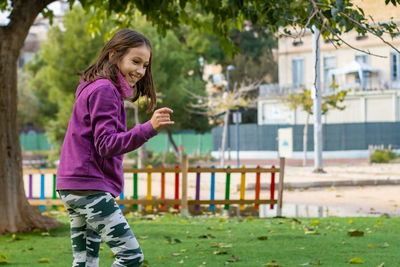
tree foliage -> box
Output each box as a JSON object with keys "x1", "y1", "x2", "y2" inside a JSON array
[
  {"x1": 285, "y1": 86, "x2": 348, "y2": 116},
  {"x1": 26, "y1": 6, "x2": 111, "y2": 150}
]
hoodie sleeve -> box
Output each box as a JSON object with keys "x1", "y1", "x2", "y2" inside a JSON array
[{"x1": 88, "y1": 85, "x2": 157, "y2": 158}]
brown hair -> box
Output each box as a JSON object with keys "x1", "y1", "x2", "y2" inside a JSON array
[{"x1": 81, "y1": 29, "x2": 156, "y2": 112}]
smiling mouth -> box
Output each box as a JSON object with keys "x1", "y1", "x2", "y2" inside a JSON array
[{"x1": 129, "y1": 75, "x2": 141, "y2": 82}]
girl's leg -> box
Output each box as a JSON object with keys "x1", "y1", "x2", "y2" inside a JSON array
[
  {"x1": 86, "y1": 225, "x2": 101, "y2": 266},
  {"x1": 60, "y1": 192, "x2": 101, "y2": 267},
  {"x1": 60, "y1": 191, "x2": 144, "y2": 267},
  {"x1": 67, "y1": 207, "x2": 88, "y2": 267},
  {"x1": 84, "y1": 193, "x2": 144, "y2": 267}
]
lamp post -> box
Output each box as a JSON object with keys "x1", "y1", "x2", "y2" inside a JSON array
[
  {"x1": 233, "y1": 109, "x2": 241, "y2": 167},
  {"x1": 226, "y1": 65, "x2": 235, "y2": 161}
]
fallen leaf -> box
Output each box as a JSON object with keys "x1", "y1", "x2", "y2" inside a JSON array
[
  {"x1": 257, "y1": 236, "x2": 268, "y2": 240},
  {"x1": 0, "y1": 253, "x2": 8, "y2": 264},
  {"x1": 164, "y1": 236, "x2": 172, "y2": 243},
  {"x1": 300, "y1": 260, "x2": 322, "y2": 266},
  {"x1": 349, "y1": 257, "x2": 364, "y2": 264},
  {"x1": 263, "y1": 260, "x2": 282, "y2": 266},
  {"x1": 213, "y1": 250, "x2": 228, "y2": 255},
  {"x1": 38, "y1": 258, "x2": 51, "y2": 263},
  {"x1": 178, "y1": 259, "x2": 184, "y2": 264},
  {"x1": 367, "y1": 244, "x2": 374, "y2": 248},
  {"x1": 292, "y1": 218, "x2": 301, "y2": 224},
  {"x1": 198, "y1": 234, "x2": 215, "y2": 239},
  {"x1": 211, "y1": 242, "x2": 232, "y2": 248},
  {"x1": 347, "y1": 230, "x2": 364, "y2": 237},
  {"x1": 174, "y1": 238, "x2": 182, "y2": 243},
  {"x1": 304, "y1": 231, "x2": 319, "y2": 235},
  {"x1": 225, "y1": 255, "x2": 239, "y2": 263},
  {"x1": 171, "y1": 253, "x2": 181, "y2": 256},
  {"x1": 376, "y1": 263, "x2": 384, "y2": 267},
  {"x1": 311, "y1": 220, "x2": 319, "y2": 226},
  {"x1": 378, "y1": 242, "x2": 389, "y2": 248},
  {"x1": 6, "y1": 234, "x2": 21, "y2": 242}
]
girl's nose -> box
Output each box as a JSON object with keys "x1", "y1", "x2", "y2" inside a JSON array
[{"x1": 138, "y1": 66, "x2": 146, "y2": 76}]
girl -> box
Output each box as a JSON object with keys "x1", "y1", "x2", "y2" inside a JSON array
[{"x1": 56, "y1": 29, "x2": 173, "y2": 267}]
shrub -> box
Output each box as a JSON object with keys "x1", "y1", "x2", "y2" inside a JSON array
[{"x1": 370, "y1": 149, "x2": 397, "y2": 163}]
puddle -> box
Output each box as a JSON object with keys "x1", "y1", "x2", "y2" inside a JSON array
[{"x1": 258, "y1": 203, "x2": 396, "y2": 218}]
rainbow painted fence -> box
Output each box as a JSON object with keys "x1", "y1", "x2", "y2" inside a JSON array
[{"x1": 25, "y1": 156, "x2": 286, "y2": 216}]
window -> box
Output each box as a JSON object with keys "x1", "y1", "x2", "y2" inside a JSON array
[
  {"x1": 355, "y1": 35, "x2": 368, "y2": 41},
  {"x1": 292, "y1": 40, "x2": 304, "y2": 47},
  {"x1": 323, "y1": 56, "x2": 336, "y2": 88},
  {"x1": 292, "y1": 58, "x2": 304, "y2": 89},
  {"x1": 355, "y1": 54, "x2": 368, "y2": 64},
  {"x1": 391, "y1": 52, "x2": 400, "y2": 81}
]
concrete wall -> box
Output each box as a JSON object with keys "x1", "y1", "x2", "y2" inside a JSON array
[{"x1": 258, "y1": 91, "x2": 400, "y2": 125}]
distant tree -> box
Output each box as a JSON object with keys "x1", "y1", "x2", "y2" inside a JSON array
[
  {"x1": 27, "y1": 7, "x2": 110, "y2": 153},
  {"x1": 188, "y1": 81, "x2": 261, "y2": 166},
  {"x1": 17, "y1": 69, "x2": 40, "y2": 128},
  {"x1": 126, "y1": 15, "x2": 212, "y2": 157},
  {"x1": 284, "y1": 86, "x2": 349, "y2": 166},
  {"x1": 228, "y1": 25, "x2": 278, "y2": 86}
]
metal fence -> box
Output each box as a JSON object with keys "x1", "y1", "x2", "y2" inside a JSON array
[{"x1": 212, "y1": 122, "x2": 400, "y2": 151}]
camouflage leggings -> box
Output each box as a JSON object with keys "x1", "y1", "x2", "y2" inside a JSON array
[{"x1": 59, "y1": 191, "x2": 143, "y2": 267}]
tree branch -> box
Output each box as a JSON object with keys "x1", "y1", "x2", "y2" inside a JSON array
[
  {"x1": 337, "y1": 11, "x2": 400, "y2": 54},
  {"x1": 308, "y1": 0, "x2": 389, "y2": 57},
  {"x1": 7, "y1": 0, "x2": 56, "y2": 50}
]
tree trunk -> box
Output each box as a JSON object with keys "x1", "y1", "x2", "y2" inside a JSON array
[
  {"x1": 303, "y1": 113, "x2": 310, "y2": 167},
  {"x1": 219, "y1": 109, "x2": 230, "y2": 167},
  {"x1": 0, "y1": 0, "x2": 60, "y2": 235},
  {"x1": 133, "y1": 104, "x2": 147, "y2": 168},
  {"x1": 166, "y1": 129, "x2": 179, "y2": 157}
]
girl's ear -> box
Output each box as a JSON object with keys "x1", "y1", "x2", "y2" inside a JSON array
[{"x1": 108, "y1": 51, "x2": 115, "y2": 60}]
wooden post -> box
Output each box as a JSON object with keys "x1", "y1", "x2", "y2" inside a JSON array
[
  {"x1": 254, "y1": 165, "x2": 260, "y2": 210},
  {"x1": 181, "y1": 155, "x2": 189, "y2": 217},
  {"x1": 160, "y1": 165, "x2": 166, "y2": 211},
  {"x1": 277, "y1": 157, "x2": 285, "y2": 217},
  {"x1": 146, "y1": 165, "x2": 152, "y2": 211}
]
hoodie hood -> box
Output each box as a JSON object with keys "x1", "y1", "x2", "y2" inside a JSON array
[
  {"x1": 75, "y1": 80, "x2": 91, "y2": 99},
  {"x1": 75, "y1": 73, "x2": 134, "y2": 100},
  {"x1": 117, "y1": 72, "x2": 134, "y2": 99}
]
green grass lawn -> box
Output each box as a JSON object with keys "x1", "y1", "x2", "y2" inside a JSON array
[{"x1": 0, "y1": 211, "x2": 399, "y2": 266}]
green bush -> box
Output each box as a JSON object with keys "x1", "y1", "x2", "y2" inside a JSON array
[
  {"x1": 370, "y1": 149, "x2": 397, "y2": 163},
  {"x1": 143, "y1": 150, "x2": 178, "y2": 167}
]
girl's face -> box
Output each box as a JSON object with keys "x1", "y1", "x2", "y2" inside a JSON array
[{"x1": 118, "y1": 45, "x2": 151, "y2": 87}]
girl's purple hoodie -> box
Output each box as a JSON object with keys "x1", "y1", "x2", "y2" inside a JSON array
[{"x1": 56, "y1": 78, "x2": 157, "y2": 197}]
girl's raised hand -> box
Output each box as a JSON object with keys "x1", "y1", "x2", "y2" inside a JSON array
[{"x1": 150, "y1": 107, "x2": 174, "y2": 131}]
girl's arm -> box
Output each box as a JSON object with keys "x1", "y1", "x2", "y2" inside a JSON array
[{"x1": 89, "y1": 85, "x2": 157, "y2": 158}]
